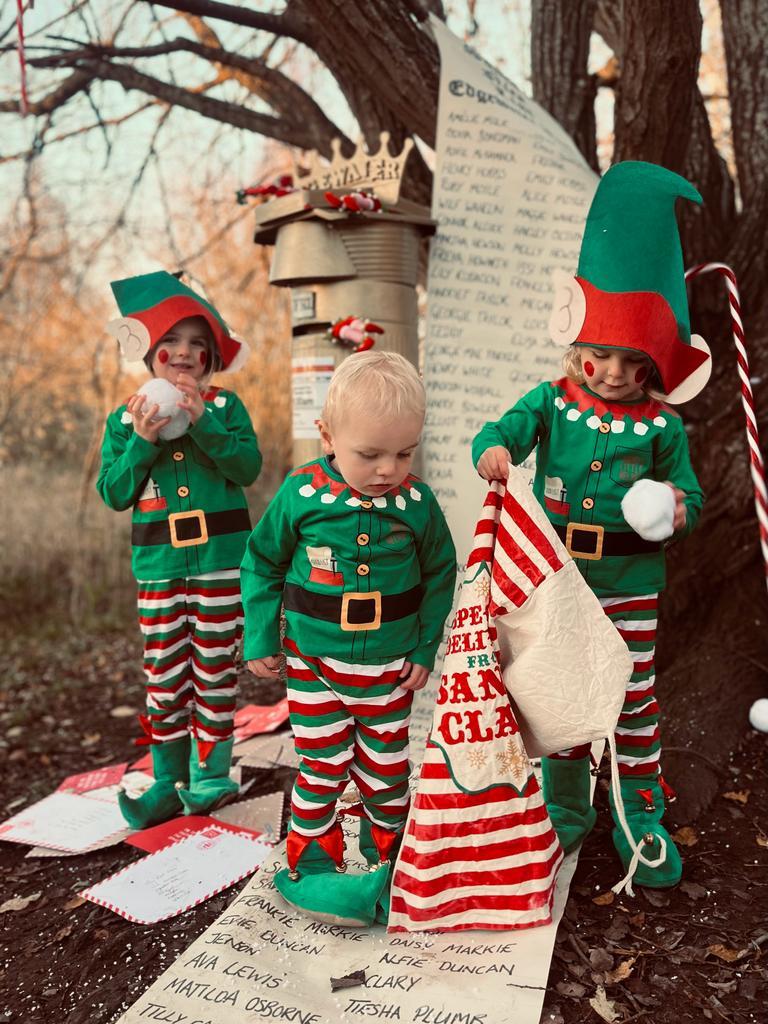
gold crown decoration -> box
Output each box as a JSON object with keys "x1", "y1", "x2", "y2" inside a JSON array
[{"x1": 293, "y1": 132, "x2": 415, "y2": 205}]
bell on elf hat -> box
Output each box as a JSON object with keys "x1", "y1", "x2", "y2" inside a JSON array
[
  {"x1": 105, "y1": 270, "x2": 250, "y2": 374},
  {"x1": 549, "y1": 161, "x2": 711, "y2": 404}
]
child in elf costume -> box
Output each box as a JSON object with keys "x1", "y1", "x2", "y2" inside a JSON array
[
  {"x1": 97, "y1": 271, "x2": 261, "y2": 829},
  {"x1": 473, "y1": 162, "x2": 709, "y2": 888},
  {"x1": 242, "y1": 351, "x2": 456, "y2": 917}
]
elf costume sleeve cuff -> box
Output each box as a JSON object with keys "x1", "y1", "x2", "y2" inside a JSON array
[
  {"x1": 471, "y1": 381, "x2": 553, "y2": 469},
  {"x1": 96, "y1": 413, "x2": 163, "y2": 512}
]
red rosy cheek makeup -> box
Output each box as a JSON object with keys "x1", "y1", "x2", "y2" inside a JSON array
[
  {"x1": 635, "y1": 366, "x2": 648, "y2": 384},
  {"x1": 583, "y1": 360, "x2": 595, "y2": 378},
  {"x1": 157, "y1": 349, "x2": 169, "y2": 364}
]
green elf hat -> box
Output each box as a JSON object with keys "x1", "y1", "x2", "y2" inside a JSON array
[
  {"x1": 548, "y1": 161, "x2": 711, "y2": 403},
  {"x1": 106, "y1": 271, "x2": 250, "y2": 373}
]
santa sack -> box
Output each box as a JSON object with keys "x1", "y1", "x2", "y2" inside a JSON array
[
  {"x1": 487, "y1": 468, "x2": 632, "y2": 758},
  {"x1": 388, "y1": 491, "x2": 565, "y2": 933}
]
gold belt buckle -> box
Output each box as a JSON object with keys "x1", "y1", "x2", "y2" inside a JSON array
[
  {"x1": 168, "y1": 509, "x2": 208, "y2": 548},
  {"x1": 565, "y1": 522, "x2": 604, "y2": 560},
  {"x1": 340, "y1": 591, "x2": 382, "y2": 632}
]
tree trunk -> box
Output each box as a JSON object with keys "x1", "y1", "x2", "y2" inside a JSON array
[
  {"x1": 721, "y1": 0, "x2": 768, "y2": 310},
  {"x1": 531, "y1": 0, "x2": 599, "y2": 171}
]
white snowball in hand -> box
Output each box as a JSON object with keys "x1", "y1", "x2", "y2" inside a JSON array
[
  {"x1": 749, "y1": 698, "x2": 768, "y2": 733},
  {"x1": 136, "y1": 378, "x2": 191, "y2": 441},
  {"x1": 621, "y1": 478, "x2": 676, "y2": 542}
]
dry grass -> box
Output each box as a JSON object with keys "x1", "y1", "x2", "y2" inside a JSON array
[{"x1": 1, "y1": 464, "x2": 282, "y2": 635}]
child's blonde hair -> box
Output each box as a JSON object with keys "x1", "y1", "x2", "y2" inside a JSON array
[
  {"x1": 562, "y1": 344, "x2": 662, "y2": 393},
  {"x1": 562, "y1": 344, "x2": 586, "y2": 383},
  {"x1": 322, "y1": 351, "x2": 425, "y2": 426}
]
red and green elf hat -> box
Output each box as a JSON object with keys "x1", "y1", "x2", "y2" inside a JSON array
[
  {"x1": 548, "y1": 161, "x2": 711, "y2": 403},
  {"x1": 106, "y1": 271, "x2": 250, "y2": 373}
]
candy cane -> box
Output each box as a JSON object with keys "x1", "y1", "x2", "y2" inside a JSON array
[
  {"x1": 16, "y1": 0, "x2": 28, "y2": 116},
  {"x1": 685, "y1": 262, "x2": 768, "y2": 593}
]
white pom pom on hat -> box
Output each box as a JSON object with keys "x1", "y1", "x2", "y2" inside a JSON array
[{"x1": 621, "y1": 478, "x2": 676, "y2": 542}]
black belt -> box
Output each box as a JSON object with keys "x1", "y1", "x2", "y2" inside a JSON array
[
  {"x1": 553, "y1": 522, "x2": 661, "y2": 560},
  {"x1": 283, "y1": 582, "x2": 422, "y2": 633},
  {"x1": 132, "y1": 508, "x2": 251, "y2": 548}
]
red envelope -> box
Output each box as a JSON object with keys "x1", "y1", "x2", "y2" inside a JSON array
[
  {"x1": 233, "y1": 699, "x2": 290, "y2": 742},
  {"x1": 57, "y1": 763, "x2": 128, "y2": 794},
  {"x1": 124, "y1": 814, "x2": 262, "y2": 853}
]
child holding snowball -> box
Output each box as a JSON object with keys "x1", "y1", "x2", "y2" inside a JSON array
[
  {"x1": 97, "y1": 271, "x2": 261, "y2": 830},
  {"x1": 472, "y1": 162, "x2": 707, "y2": 889}
]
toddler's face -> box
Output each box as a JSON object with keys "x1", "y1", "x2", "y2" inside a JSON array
[
  {"x1": 150, "y1": 316, "x2": 213, "y2": 384},
  {"x1": 319, "y1": 408, "x2": 423, "y2": 497},
  {"x1": 580, "y1": 346, "x2": 652, "y2": 402}
]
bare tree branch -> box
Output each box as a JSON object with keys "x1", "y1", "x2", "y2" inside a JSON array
[
  {"x1": 17, "y1": 56, "x2": 350, "y2": 155},
  {"x1": 27, "y1": 36, "x2": 347, "y2": 150},
  {"x1": 0, "y1": 67, "x2": 95, "y2": 115},
  {"x1": 144, "y1": 0, "x2": 312, "y2": 44}
]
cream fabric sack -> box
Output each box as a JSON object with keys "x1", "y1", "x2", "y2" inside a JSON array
[{"x1": 487, "y1": 469, "x2": 632, "y2": 759}]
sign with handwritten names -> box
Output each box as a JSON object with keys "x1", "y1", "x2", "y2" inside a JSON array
[{"x1": 422, "y1": 18, "x2": 597, "y2": 562}]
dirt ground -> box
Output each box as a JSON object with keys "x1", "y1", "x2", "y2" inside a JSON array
[{"x1": 0, "y1": 627, "x2": 766, "y2": 1024}]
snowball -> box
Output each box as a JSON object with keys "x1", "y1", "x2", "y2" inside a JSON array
[
  {"x1": 620, "y1": 478, "x2": 676, "y2": 541},
  {"x1": 748, "y1": 698, "x2": 768, "y2": 733},
  {"x1": 136, "y1": 378, "x2": 191, "y2": 441}
]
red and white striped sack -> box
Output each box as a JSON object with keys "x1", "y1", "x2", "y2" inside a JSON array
[{"x1": 388, "y1": 468, "x2": 632, "y2": 932}]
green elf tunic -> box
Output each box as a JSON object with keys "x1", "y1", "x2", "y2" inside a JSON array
[
  {"x1": 240, "y1": 458, "x2": 457, "y2": 668},
  {"x1": 472, "y1": 377, "x2": 703, "y2": 597},
  {"x1": 97, "y1": 387, "x2": 262, "y2": 580}
]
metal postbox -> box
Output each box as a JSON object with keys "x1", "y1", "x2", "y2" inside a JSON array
[{"x1": 252, "y1": 135, "x2": 436, "y2": 464}]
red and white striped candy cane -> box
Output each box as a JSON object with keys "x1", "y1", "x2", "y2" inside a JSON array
[{"x1": 685, "y1": 262, "x2": 768, "y2": 593}]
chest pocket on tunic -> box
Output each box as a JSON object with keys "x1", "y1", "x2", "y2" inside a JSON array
[
  {"x1": 610, "y1": 446, "x2": 652, "y2": 488},
  {"x1": 382, "y1": 523, "x2": 414, "y2": 552}
]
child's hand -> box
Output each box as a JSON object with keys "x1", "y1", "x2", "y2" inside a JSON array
[
  {"x1": 477, "y1": 446, "x2": 511, "y2": 481},
  {"x1": 127, "y1": 394, "x2": 171, "y2": 444},
  {"x1": 246, "y1": 655, "x2": 282, "y2": 679},
  {"x1": 665, "y1": 482, "x2": 687, "y2": 531},
  {"x1": 175, "y1": 373, "x2": 206, "y2": 423},
  {"x1": 398, "y1": 661, "x2": 429, "y2": 691}
]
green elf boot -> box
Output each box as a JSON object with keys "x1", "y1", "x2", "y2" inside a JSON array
[
  {"x1": 177, "y1": 738, "x2": 239, "y2": 815},
  {"x1": 274, "y1": 822, "x2": 390, "y2": 927},
  {"x1": 118, "y1": 735, "x2": 189, "y2": 830},
  {"x1": 609, "y1": 774, "x2": 682, "y2": 889},
  {"x1": 541, "y1": 756, "x2": 597, "y2": 854},
  {"x1": 359, "y1": 817, "x2": 404, "y2": 925}
]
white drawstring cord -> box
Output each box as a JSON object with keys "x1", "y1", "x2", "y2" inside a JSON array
[{"x1": 607, "y1": 735, "x2": 668, "y2": 897}]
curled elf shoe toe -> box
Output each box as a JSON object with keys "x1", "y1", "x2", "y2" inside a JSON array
[
  {"x1": 176, "y1": 780, "x2": 240, "y2": 816},
  {"x1": 610, "y1": 775, "x2": 683, "y2": 889},
  {"x1": 117, "y1": 782, "x2": 184, "y2": 831},
  {"x1": 117, "y1": 733, "x2": 190, "y2": 830},
  {"x1": 178, "y1": 737, "x2": 239, "y2": 816},
  {"x1": 611, "y1": 821, "x2": 683, "y2": 889}
]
